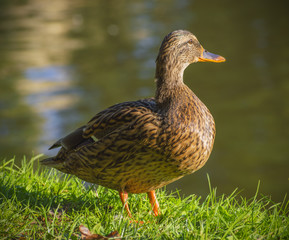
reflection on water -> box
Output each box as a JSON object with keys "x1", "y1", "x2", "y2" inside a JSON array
[
  {"x1": 0, "y1": 0, "x2": 288, "y2": 202},
  {"x1": 20, "y1": 65, "x2": 80, "y2": 154}
]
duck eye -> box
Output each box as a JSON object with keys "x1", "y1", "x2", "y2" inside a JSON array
[{"x1": 188, "y1": 39, "x2": 194, "y2": 45}]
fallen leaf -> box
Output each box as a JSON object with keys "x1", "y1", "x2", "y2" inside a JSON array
[
  {"x1": 79, "y1": 225, "x2": 91, "y2": 236},
  {"x1": 79, "y1": 225, "x2": 121, "y2": 240},
  {"x1": 106, "y1": 230, "x2": 121, "y2": 238}
]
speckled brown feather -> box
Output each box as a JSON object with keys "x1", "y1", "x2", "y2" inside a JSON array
[{"x1": 41, "y1": 30, "x2": 219, "y2": 194}]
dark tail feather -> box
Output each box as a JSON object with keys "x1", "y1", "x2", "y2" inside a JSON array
[
  {"x1": 48, "y1": 140, "x2": 62, "y2": 150},
  {"x1": 48, "y1": 126, "x2": 86, "y2": 150}
]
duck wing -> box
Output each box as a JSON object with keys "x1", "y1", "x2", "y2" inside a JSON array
[
  {"x1": 43, "y1": 98, "x2": 164, "y2": 191},
  {"x1": 48, "y1": 98, "x2": 157, "y2": 151},
  {"x1": 83, "y1": 98, "x2": 156, "y2": 139}
]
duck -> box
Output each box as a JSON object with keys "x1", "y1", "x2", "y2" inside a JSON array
[{"x1": 41, "y1": 30, "x2": 225, "y2": 219}]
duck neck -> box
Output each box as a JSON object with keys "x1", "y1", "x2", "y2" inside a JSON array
[{"x1": 155, "y1": 60, "x2": 189, "y2": 109}]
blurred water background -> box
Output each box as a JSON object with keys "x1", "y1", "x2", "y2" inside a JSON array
[{"x1": 0, "y1": 0, "x2": 288, "y2": 202}]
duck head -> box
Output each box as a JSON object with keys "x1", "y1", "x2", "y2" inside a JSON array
[{"x1": 155, "y1": 30, "x2": 225, "y2": 82}]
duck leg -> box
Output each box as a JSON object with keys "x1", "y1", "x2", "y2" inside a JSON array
[
  {"x1": 119, "y1": 191, "x2": 133, "y2": 218},
  {"x1": 119, "y1": 190, "x2": 160, "y2": 219},
  {"x1": 147, "y1": 190, "x2": 161, "y2": 216}
]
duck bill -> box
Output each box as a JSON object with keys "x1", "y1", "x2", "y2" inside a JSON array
[{"x1": 198, "y1": 47, "x2": 226, "y2": 63}]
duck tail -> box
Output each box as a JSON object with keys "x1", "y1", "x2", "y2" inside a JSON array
[
  {"x1": 39, "y1": 157, "x2": 59, "y2": 167},
  {"x1": 40, "y1": 156, "x2": 54, "y2": 165},
  {"x1": 40, "y1": 156, "x2": 61, "y2": 168}
]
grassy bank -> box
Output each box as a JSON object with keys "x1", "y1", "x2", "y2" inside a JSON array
[{"x1": 0, "y1": 155, "x2": 288, "y2": 239}]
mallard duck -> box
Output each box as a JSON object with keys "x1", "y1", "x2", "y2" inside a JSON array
[{"x1": 41, "y1": 30, "x2": 225, "y2": 219}]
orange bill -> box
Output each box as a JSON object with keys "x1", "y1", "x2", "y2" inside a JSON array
[{"x1": 199, "y1": 47, "x2": 226, "y2": 63}]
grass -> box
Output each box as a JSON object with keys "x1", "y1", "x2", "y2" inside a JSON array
[{"x1": 0, "y1": 155, "x2": 288, "y2": 239}]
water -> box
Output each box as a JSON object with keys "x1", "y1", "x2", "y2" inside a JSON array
[{"x1": 0, "y1": 0, "x2": 288, "y2": 202}]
